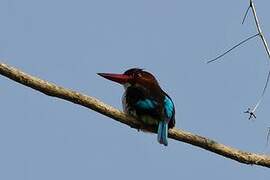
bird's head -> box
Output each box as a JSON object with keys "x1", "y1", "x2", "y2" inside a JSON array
[{"x1": 98, "y1": 68, "x2": 160, "y2": 89}]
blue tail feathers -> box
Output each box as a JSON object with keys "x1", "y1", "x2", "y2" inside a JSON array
[{"x1": 157, "y1": 121, "x2": 168, "y2": 146}]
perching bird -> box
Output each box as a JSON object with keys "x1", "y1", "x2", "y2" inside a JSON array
[{"x1": 98, "y1": 68, "x2": 175, "y2": 146}]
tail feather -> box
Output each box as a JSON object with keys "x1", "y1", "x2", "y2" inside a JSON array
[
  {"x1": 157, "y1": 122, "x2": 163, "y2": 144},
  {"x1": 157, "y1": 121, "x2": 168, "y2": 146}
]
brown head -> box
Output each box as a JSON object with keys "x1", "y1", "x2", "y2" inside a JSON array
[{"x1": 97, "y1": 68, "x2": 161, "y2": 91}]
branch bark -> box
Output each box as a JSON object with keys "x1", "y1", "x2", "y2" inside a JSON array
[{"x1": 1, "y1": 63, "x2": 270, "y2": 168}]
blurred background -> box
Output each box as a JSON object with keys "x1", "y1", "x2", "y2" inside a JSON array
[{"x1": 0, "y1": 0, "x2": 270, "y2": 179}]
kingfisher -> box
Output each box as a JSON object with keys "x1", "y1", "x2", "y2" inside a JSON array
[{"x1": 98, "y1": 68, "x2": 175, "y2": 146}]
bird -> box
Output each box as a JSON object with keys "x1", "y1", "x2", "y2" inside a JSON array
[{"x1": 97, "y1": 68, "x2": 175, "y2": 146}]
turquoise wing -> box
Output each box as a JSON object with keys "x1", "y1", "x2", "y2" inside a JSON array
[
  {"x1": 135, "y1": 99, "x2": 157, "y2": 110},
  {"x1": 164, "y1": 95, "x2": 174, "y2": 119}
]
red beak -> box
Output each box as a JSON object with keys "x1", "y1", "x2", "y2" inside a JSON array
[{"x1": 97, "y1": 73, "x2": 131, "y2": 84}]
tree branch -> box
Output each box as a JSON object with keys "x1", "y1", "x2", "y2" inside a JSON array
[
  {"x1": 0, "y1": 63, "x2": 270, "y2": 168},
  {"x1": 206, "y1": 33, "x2": 259, "y2": 64},
  {"x1": 244, "y1": 0, "x2": 270, "y2": 118},
  {"x1": 250, "y1": 0, "x2": 270, "y2": 59},
  {"x1": 207, "y1": 0, "x2": 270, "y2": 119}
]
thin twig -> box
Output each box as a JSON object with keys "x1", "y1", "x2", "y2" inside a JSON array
[
  {"x1": 207, "y1": 33, "x2": 259, "y2": 64},
  {"x1": 245, "y1": 70, "x2": 270, "y2": 119},
  {"x1": 246, "y1": 0, "x2": 270, "y2": 118},
  {"x1": 266, "y1": 127, "x2": 270, "y2": 147},
  {"x1": 250, "y1": 0, "x2": 270, "y2": 59},
  {"x1": 1, "y1": 62, "x2": 270, "y2": 168},
  {"x1": 242, "y1": 4, "x2": 251, "y2": 25},
  {"x1": 208, "y1": 0, "x2": 270, "y2": 118},
  {"x1": 252, "y1": 70, "x2": 270, "y2": 112}
]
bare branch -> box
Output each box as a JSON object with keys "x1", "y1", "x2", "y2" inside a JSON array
[
  {"x1": 207, "y1": 33, "x2": 259, "y2": 64},
  {"x1": 250, "y1": 0, "x2": 270, "y2": 59},
  {"x1": 0, "y1": 62, "x2": 270, "y2": 168},
  {"x1": 251, "y1": 70, "x2": 270, "y2": 112},
  {"x1": 246, "y1": 0, "x2": 270, "y2": 117},
  {"x1": 208, "y1": 0, "x2": 270, "y2": 118},
  {"x1": 266, "y1": 127, "x2": 270, "y2": 147},
  {"x1": 242, "y1": 1, "x2": 252, "y2": 25}
]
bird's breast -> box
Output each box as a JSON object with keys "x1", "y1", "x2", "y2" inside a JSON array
[{"x1": 122, "y1": 91, "x2": 136, "y2": 116}]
